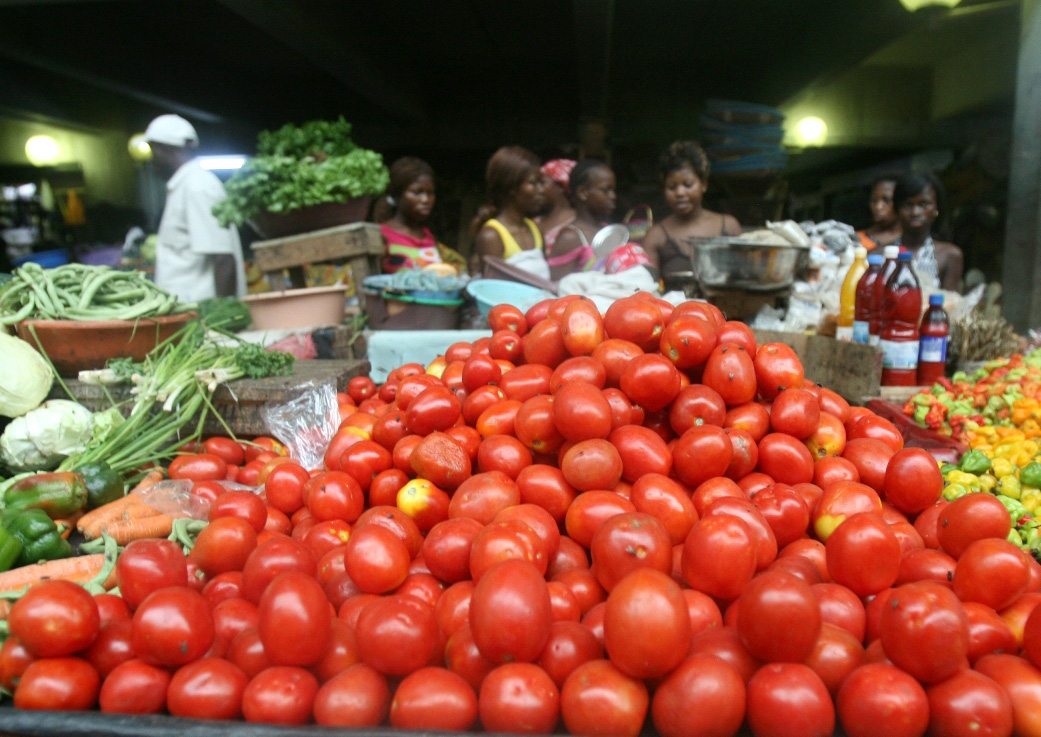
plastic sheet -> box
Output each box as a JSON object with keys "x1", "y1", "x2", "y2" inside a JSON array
[{"x1": 261, "y1": 380, "x2": 339, "y2": 470}]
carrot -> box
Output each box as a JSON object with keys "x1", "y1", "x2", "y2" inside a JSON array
[
  {"x1": 55, "y1": 509, "x2": 85, "y2": 540},
  {"x1": 75, "y1": 468, "x2": 165, "y2": 535},
  {"x1": 0, "y1": 599, "x2": 10, "y2": 620},
  {"x1": 93, "y1": 514, "x2": 177, "y2": 545},
  {"x1": 78, "y1": 498, "x2": 163, "y2": 539},
  {"x1": 0, "y1": 553, "x2": 112, "y2": 594}
]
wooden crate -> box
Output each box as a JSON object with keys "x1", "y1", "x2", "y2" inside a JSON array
[
  {"x1": 251, "y1": 222, "x2": 383, "y2": 308},
  {"x1": 751, "y1": 329, "x2": 882, "y2": 403}
]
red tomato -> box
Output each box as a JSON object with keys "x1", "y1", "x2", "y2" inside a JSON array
[
  {"x1": 204, "y1": 437, "x2": 246, "y2": 466},
  {"x1": 354, "y1": 594, "x2": 439, "y2": 675},
  {"x1": 882, "y1": 447, "x2": 943, "y2": 514},
  {"x1": 746, "y1": 663, "x2": 835, "y2": 737},
  {"x1": 826, "y1": 512, "x2": 901, "y2": 596},
  {"x1": 837, "y1": 662, "x2": 929, "y2": 737},
  {"x1": 669, "y1": 384, "x2": 726, "y2": 435},
  {"x1": 650, "y1": 654, "x2": 746, "y2": 737},
  {"x1": 812, "y1": 480, "x2": 883, "y2": 541},
  {"x1": 564, "y1": 490, "x2": 637, "y2": 548},
  {"x1": 479, "y1": 662, "x2": 560, "y2": 734},
  {"x1": 240, "y1": 536, "x2": 316, "y2": 604},
  {"x1": 880, "y1": 580, "x2": 969, "y2": 684},
  {"x1": 306, "y1": 470, "x2": 365, "y2": 523},
  {"x1": 681, "y1": 514, "x2": 758, "y2": 600},
  {"x1": 408, "y1": 431, "x2": 472, "y2": 490},
  {"x1": 592, "y1": 338, "x2": 645, "y2": 387},
  {"x1": 604, "y1": 295, "x2": 665, "y2": 351},
  {"x1": 8, "y1": 580, "x2": 100, "y2": 658},
  {"x1": 769, "y1": 387, "x2": 821, "y2": 439},
  {"x1": 552, "y1": 381, "x2": 613, "y2": 442},
  {"x1": 240, "y1": 665, "x2": 319, "y2": 724},
  {"x1": 671, "y1": 424, "x2": 732, "y2": 488},
  {"x1": 975, "y1": 654, "x2": 1041, "y2": 737},
  {"x1": 803, "y1": 622, "x2": 865, "y2": 696},
  {"x1": 938, "y1": 493, "x2": 1013, "y2": 559},
  {"x1": 560, "y1": 659, "x2": 648, "y2": 737},
  {"x1": 659, "y1": 315, "x2": 717, "y2": 370},
  {"x1": 703, "y1": 496, "x2": 778, "y2": 572},
  {"x1": 609, "y1": 424, "x2": 672, "y2": 482},
  {"x1": 805, "y1": 411, "x2": 848, "y2": 459},
  {"x1": 191, "y1": 516, "x2": 258, "y2": 577},
  {"x1": 522, "y1": 318, "x2": 570, "y2": 368},
  {"x1": 925, "y1": 669, "x2": 1014, "y2": 737},
  {"x1": 702, "y1": 343, "x2": 757, "y2": 406},
  {"x1": 169, "y1": 453, "x2": 228, "y2": 482},
  {"x1": 813, "y1": 455, "x2": 860, "y2": 488},
  {"x1": 725, "y1": 401, "x2": 771, "y2": 442},
  {"x1": 752, "y1": 485, "x2": 810, "y2": 548},
  {"x1": 953, "y1": 538, "x2": 1031, "y2": 610},
  {"x1": 115, "y1": 538, "x2": 189, "y2": 610},
  {"x1": 390, "y1": 666, "x2": 479, "y2": 731},
  {"x1": 538, "y1": 620, "x2": 603, "y2": 688},
  {"x1": 488, "y1": 303, "x2": 528, "y2": 335},
  {"x1": 256, "y1": 572, "x2": 331, "y2": 667},
  {"x1": 342, "y1": 524, "x2": 409, "y2": 594},
  {"x1": 470, "y1": 559, "x2": 552, "y2": 664},
  {"x1": 754, "y1": 342, "x2": 805, "y2": 400},
  {"x1": 13, "y1": 656, "x2": 100, "y2": 711},
  {"x1": 590, "y1": 513, "x2": 672, "y2": 591},
  {"x1": 560, "y1": 297, "x2": 606, "y2": 356},
  {"x1": 264, "y1": 462, "x2": 311, "y2": 515},
  {"x1": 131, "y1": 586, "x2": 214, "y2": 667},
  {"x1": 209, "y1": 490, "x2": 267, "y2": 533},
  {"x1": 560, "y1": 438, "x2": 624, "y2": 492},
  {"x1": 848, "y1": 414, "x2": 905, "y2": 452},
  {"x1": 313, "y1": 662, "x2": 391, "y2": 725},
  {"x1": 737, "y1": 569, "x2": 821, "y2": 663},
  {"x1": 757, "y1": 432, "x2": 815, "y2": 485},
  {"x1": 618, "y1": 353, "x2": 681, "y2": 412},
  {"x1": 630, "y1": 473, "x2": 698, "y2": 546},
  {"x1": 166, "y1": 656, "x2": 248, "y2": 720},
  {"x1": 98, "y1": 658, "x2": 170, "y2": 714},
  {"x1": 896, "y1": 548, "x2": 957, "y2": 588}
]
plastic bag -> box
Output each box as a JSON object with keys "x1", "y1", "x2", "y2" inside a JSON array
[
  {"x1": 261, "y1": 380, "x2": 340, "y2": 470},
  {"x1": 136, "y1": 478, "x2": 260, "y2": 520},
  {"x1": 505, "y1": 249, "x2": 552, "y2": 280}
]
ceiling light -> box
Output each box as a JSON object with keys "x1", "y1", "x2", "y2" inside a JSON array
[
  {"x1": 128, "y1": 133, "x2": 152, "y2": 162},
  {"x1": 898, "y1": 0, "x2": 962, "y2": 10},
  {"x1": 794, "y1": 117, "x2": 829, "y2": 147},
  {"x1": 24, "y1": 135, "x2": 60, "y2": 166},
  {"x1": 198, "y1": 156, "x2": 246, "y2": 171}
]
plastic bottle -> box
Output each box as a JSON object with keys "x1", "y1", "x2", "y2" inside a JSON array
[
  {"x1": 869, "y1": 245, "x2": 901, "y2": 347},
  {"x1": 917, "y1": 294, "x2": 949, "y2": 386},
  {"x1": 836, "y1": 246, "x2": 868, "y2": 342},
  {"x1": 853, "y1": 254, "x2": 884, "y2": 345},
  {"x1": 880, "y1": 251, "x2": 923, "y2": 386}
]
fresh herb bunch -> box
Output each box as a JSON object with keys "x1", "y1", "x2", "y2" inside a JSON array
[{"x1": 213, "y1": 119, "x2": 389, "y2": 228}]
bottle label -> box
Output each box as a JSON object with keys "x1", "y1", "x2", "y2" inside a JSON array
[
  {"x1": 852, "y1": 321, "x2": 870, "y2": 344},
  {"x1": 868, "y1": 334, "x2": 880, "y2": 348},
  {"x1": 836, "y1": 326, "x2": 854, "y2": 342},
  {"x1": 880, "y1": 339, "x2": 920, "y2": 370},
  {"x1": 919, "y1": 336, "x2": 948, "y2": 363}
]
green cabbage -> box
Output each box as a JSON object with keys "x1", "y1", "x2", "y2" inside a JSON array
[
  {"x1": 0, "y1": 399, "x2": 94, "y2": 472},
  {"x1": 0, "y1": 332, "x2": 53, "y2": 418}
]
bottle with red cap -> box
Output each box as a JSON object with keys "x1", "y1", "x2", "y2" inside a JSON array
[
  {"x1": 869, "y1": 245, "x2": 901, "y2": 347},
  {"x1": 917, "y1": 293, "x2": 949, "y2": 386},
  {"x1": 880, "y1": 251, "x2": 923, "y2": 386},
  {"x1": 853, "y1": 253, "x2": 884, "y2": 345}
]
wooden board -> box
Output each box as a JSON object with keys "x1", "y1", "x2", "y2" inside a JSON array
[
  {"x1": 49, "y1": 359, "x2": 370, "y2": 437},
  {"x1": 751, "y1": 329, "x2": 882, "y2": 403}
]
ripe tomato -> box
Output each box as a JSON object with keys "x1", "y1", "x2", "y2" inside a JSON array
[
  {"x1": 9, "y1": 580, "x2": 100, "y2": 658},
  {"x1": 769, "y1": 387, "x2": 820, "y2": 439},
  {"x1": 390, "y1": 666, "x2": 479, "y2": 731},
  {"x1": 590, "y1": 512, "x2": 673, "y2": 591},
  {"x1": 703, "y1": 496, "x2": 778, "y2": 571},
  {"x1": 549, "y1": 356, "x2": 608, "y2": 392},
  {"x1": 560, "y1": 439, "x2": 624, "y2": 491},
  {"x1": 882, "y1": 447, "x2": 943, "y2": 514},
  {"x1": 191, "y1": 516, "x2": 258, "y2": 577},
  {"x1": 354, "y1": 504, "x2": 423, "y2": 558},
  {"x1": 848, "y1": 414, "x2": 905, "y2": 452},
  {"x1": 564, "y1": 490, "x2": 637, "y2": 548},
  {"x1": 98, "y1": 658, "x2": 170, "y2": 714},
  {"x1": 515, "y1": 394, "x2": 565, "y2": 454},
  {"x1": 659, "y1": 315, "x2": 716, "y2": 370},
  {"x1": 842, "y1": 437, "x2": 896, "y2": 493},
  {"x1": 240, "y1": 536, "x2": 316, "y2": 604},
  {"x1": 826, "y1": 513, "x2": 901, "y2": 596},
  {"x1": 479, "y1": 662, "x2": 561, "y2": 735},
  {"x1": 444, "y1": 624, "x2": 495, "y2": 689},
  {"x1": 488, "y1": 303, "x2": 528, "y2": 335},
  {"x1": 672, "y1": 424, "x2": 732, "y2": 488},
  {"x1": 812, "y1": 480, "x2": 882, "y2": 541},
  {"x1": 204, "y1": 437, "x2": 246, "y2": 466},
  {"x1": 837, "y1": 662, "x2": 929, "y2": 737},
  {"x1": 169, "y1": 453, "x2": 228, "y2": 482},
  {"x1": 746, "y1": 663, "x2": 835, "y2": 737},
  {"x1": 896, "y1": 548, "x2": 957, "y2": 588},
  {"x1": 803, "y1": 622, "x2": 865, "y2": 696},
  {"x1": 553, "y1": 381, "x2": 613, "y2": 441},
  {"x1": 209, "y1": 490, "x2": 267, "y2": 533},
  {"x1": 523, "y1": 318, "x2": 570, "y2": 368},
  {"x1": 13, "y1": 657, "x2": 100, "y2": 711},
  {"x1": 256, "y1": 571, "x2": 331, "y2": 667},
  {"x1": 561, "y1": 659, "x2": 649, "y2": 737},
  {"x1": 344, "y1": 524, "x2": 410, "y2": 594},
  {"x1": 754, "y1": 342, "x2": 805, "y2": 400},
  {"x1": 752, "y1": 485, "x2": 811, "y2": 548},
  {"x1": 651, "y1": 654, "x2": 746, "y2": 737},
  {"x1": 131, "y1": 586, "x2": 214, "y2": 667},
  {"x1": 560, "y1": 297, "x2": 605, "y2": 356},
  {"x1": 925, "y1": 669, "x2": 1014, "y2": 737},
  {"x1": 604, "y1": 296, "x2": 665, "y2": 351},
  {"x1": 938, "y1": 492, "x2": 1013, "y2": 559},
  {"x1": 470, "y1": 559, "x2": 552, "y2": 664},
  {"x1": 974, "y1": 654, "x2": 1041, "y2": 737},
  {"x1": 475, "y1": 398, "x2": 523, "y2": 437},
  {"x1": 469, "y1": 519, "x2": 545, "y2": 581},
  {"x1": 115, "y1": 538, "x2": 189, "y2": 611},
  {"x1": 537, "y1": 620, "x2": 603, "y2": 688},
  {"x1": 619, "y1": 353, "x2": 681, "y2": 412},
  {"x1": 757, "y1": 432, "x2": 815, "y2": 485},
  {"x1": 737, "y1": 569, "x2": 821, "y2": 663},
  {"x1": 449, "y1": 470, "x2": 520, "y2": 525},
  {"x1": 804, "y1": 411, "x2": 848, "y2": 459},
  {"x1": 408, "y1": 431, "x2": 472, "y2": 490},
  {"x1": 702, "y1": 343, "x2": 757, "y2": 406},
  {"x1": 516, "y1": 464, "x2": 578, "y2": 524},
  {"x1": 630, "y1": 473, "x2": 698, "y2": 546},
  {"x1": 880, "y1": 581, "x2": 969, "y2": 684},
  {"x1": 952, "y1": 538, "x2": 1031, "y2": 610},
  {"x1": 306, "y1": 470, "x2": 364, "y2": 523},
  {"x1": 240, "y1": 665, "x2": 319, "y2": 724},
  {"x1": 681, "y1": 514, "x2": 758, "y2": 600},
  {"x1": 592, "y1": 338, "x2": 645, "y2": 387},
  {"x1": 725, "y1": 401, "x2": 771, "y2": 442},
  {"x1": 312, "y1": 663, "x2": 390, "y2": 726},
  {"x1": 609, "y1": 424, "x2": 672, "y2": 482},
  {"x1": 166, "y1": 656, "x2": 248, "y2": 719},
  {"x1": 354, "y1": 594, "x2": 439, "y2": 675}
]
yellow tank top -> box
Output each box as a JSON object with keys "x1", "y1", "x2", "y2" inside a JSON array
[{"x1": 485, "y1": 218, "x2": 544, "y2": 258}]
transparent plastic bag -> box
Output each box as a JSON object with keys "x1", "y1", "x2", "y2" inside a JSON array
[
  {"x1": 261, "y1": 380, "x2": 340, "y2": 470},
  {"x1": 135, "y1": 478, "x2": 260, "y2": 520}
]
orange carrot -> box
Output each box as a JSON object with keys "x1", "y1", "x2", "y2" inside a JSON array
[
  {"x1": 0, "y1": 554, "x2": 111, "y2": 594},
  {"x1": 75, "y1": 468, "x2": 165, "y2": 535},
  {"x1": 78, "y1": 498, "x2": 162, "y2": 539},
  {"x1": 55, "y1": 509, "x2": 85, "y2": 540},
  {"x1": 93, "y1": 514, "x2": 177, "y2": 545}
]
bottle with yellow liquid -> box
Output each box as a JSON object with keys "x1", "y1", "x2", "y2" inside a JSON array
[{"x1": 835, "y1": 246, "x2": 867, "y2": 342}]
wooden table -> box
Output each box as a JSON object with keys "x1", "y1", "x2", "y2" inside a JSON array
[
  {"x1": 49, "y1": 359, "x2": 370, "y2": 437},
  {"x1": 250, "y1": 222, "x2": 384, "y2": 308}
]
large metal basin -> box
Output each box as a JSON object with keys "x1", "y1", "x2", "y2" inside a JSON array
[{"x1": 692, "y1": 236, "x2": 807, "y2": 291}]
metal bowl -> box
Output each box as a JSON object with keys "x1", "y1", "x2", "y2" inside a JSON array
[{"x1": 691, "y1": 236, "x2": 807, "y2": 291}]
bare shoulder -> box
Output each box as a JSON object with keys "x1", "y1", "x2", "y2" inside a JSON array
[
  {"x1": 475, "y1": 226, "x2": 504, "y2": 257},
  {"x1": 642, "y1": 223, "x2": 666, "y2": 251},
  {"x1": 722, "y1": 213, "x2": 742, "y2": 234}
]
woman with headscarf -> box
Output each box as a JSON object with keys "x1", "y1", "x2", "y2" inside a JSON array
[
  {"x1": 537, "y1": 158, "x2": 577, "y2": 261},
  {"x1": 893, "y1": 172, "x2": 963, "y2": 292},
  {"x1": 374, "y1": 156, "x2": 465, "y2": 274},
  {"x1": 468, "y1": 146, "x2": 546, "y2": 275}
]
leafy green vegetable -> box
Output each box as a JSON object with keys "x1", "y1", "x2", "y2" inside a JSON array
[
  {"x1": 212, "y1": 118, "x2": 389, "y2": 228},
  {"x1": 232, "y1": 343, "x2": 295, "y2": 379},
  {"x1": 197, "y1": 297, "x2": 252, "y2": 332}
]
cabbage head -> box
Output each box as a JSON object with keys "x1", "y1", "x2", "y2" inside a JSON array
[
  {"x1": 1, "y1": 399, "x2": 94, "y2": 472},
  {"x1": 0, "y1": 332, "x2": 53, "y2": 418}
]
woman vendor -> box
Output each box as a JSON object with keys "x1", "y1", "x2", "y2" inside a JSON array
[
  {"x1": 642, "y1": 141, "x2": 741, "y2": 291},
  {"x1": 468, "y1": 146, "x2": 546, "y2": 275},
  {"x1": 894, "y1": 172, "x2": 964, "y2": 292},
  {"x1": 537, "y1": 158, "x2": 577, "y2": 258},
  {"x1": 857, "y1": 174, "x2": 901, "y2": 250},
  {"x1": 546, "y1": 159, "x2": 617, "y2": 281},
  {"x1": 374, "y1": 157, "x2": 465, "y2": 274}
]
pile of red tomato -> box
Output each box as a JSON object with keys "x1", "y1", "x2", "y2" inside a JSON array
[{"x1": 5, "y1": 291, "x2": 1041, "y2": 737}]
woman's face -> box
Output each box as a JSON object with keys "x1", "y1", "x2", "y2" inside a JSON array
[
  {"x1": 870, "y1": 180, "x2": 896, "y2": 226},
  {"x1": 399, "y1": 175, "x2": 435, "y2": 223},
  {"x1": 512, "y1": 170, "x2": 546, "y2": 216},
  {"x1": 898, "y1": 185, "x2": 938, "y2": 233},
  {"x1": 663, "y1": 166, "x2": 705, "y2": 216},
  {"x1": 542, "y1": 175, "x2": 567, "y2": 209},
  {"x1": 578, "y1": 167, "x2": 617, "y2": 218}
]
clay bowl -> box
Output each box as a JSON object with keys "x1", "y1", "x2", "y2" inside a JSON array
[{"x1": 16, "y1": 312, "x2": 197, "y2": 377}]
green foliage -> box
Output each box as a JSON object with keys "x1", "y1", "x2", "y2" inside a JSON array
[
  {"x1": 212, "y1": 118, "x2": 389, "y2": 228},
  {"x1": 231, "y1": 343, "x2": 295, "y2": 379}
]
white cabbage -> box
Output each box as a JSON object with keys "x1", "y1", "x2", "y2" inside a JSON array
[
  {"x1": 0, "y1": 332, "x2": 53, "y2": 418},
  {"x1": 1, "y1": 399, "x2": 94, "y2": 472}
]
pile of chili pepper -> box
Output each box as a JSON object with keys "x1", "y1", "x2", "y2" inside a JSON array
[{"x1": 903, "y1": 348, "x2": 1041, "y2": 444}]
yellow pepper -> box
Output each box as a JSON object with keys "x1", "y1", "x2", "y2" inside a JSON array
[
  {"x1": 998, "y1": 475, "x2": 1022, "y2": 499},
  {"x1": 943, "y1": 483, "x2": 969, "y2": 501},
  {"x1": 978, "y1": 474, "x2": 998, "y2": 492},
  {"x1": 993, "y1": 458, "x2": 1016, "y2": 479},
  {"x1": 1022, "y1": 487, "x2": 1041, "y2": 514},
  {"x1": 945, "y1": 470, "x2": 980, "y2": 487}
]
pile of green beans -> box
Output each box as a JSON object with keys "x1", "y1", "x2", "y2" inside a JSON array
[{"x1": 0, "y1": 263, "x2": 190, "y2": 324}]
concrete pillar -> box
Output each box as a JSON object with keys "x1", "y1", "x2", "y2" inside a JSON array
[{"x1": 1003, "y1": 0, "x2": 1041, "y2": 332}]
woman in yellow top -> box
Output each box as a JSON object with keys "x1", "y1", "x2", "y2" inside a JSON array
[{"x1": 469, "y1": 146, "x2": 546, "y2": 274}]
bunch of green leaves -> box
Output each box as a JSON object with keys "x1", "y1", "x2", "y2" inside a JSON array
[
  {"x1": 257, "y1": 116, "x2": 357, "y2": 159},
  {"x1": 213, "y1": 147, "x2": 389, "y2": 227}
]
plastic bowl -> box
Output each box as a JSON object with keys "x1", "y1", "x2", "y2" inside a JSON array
[
  {"x1": 465, "y1": 279, "x2": 549, "y2": 319},
  {"x1": 16, "y1": 312, "x2": 197, "y2": 376},
  {"x1": 242, "y1": 285, "x2": 347, "y2": 330},
  {"x1": 13, "y1": 249, "x2": 70, "y2": 268}
]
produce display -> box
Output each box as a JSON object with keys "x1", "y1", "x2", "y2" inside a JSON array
[
  {"x1": 2, "y1": 292, "x2": 1041, "y2": 737},
  {"x1": 0, "y1": 263, "x2": 189, "y2": 323}
]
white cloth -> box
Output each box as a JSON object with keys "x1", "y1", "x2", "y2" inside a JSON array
[
  {"x1": 556, "y1": 266, "x2": 660, "y2": 313},
  {"x1": 155, "y1": 160, "x2": 246, "y2": 302},
  {"x1": 504, "y1": 248, "x2": 551, "y2": 281}
]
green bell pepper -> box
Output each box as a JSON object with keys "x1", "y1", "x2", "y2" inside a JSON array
[
  {"x1": 0, "y1": 523, "x2": 23, "y2": 572},
  {"x1": 3, "y1": 472, "x2": 88, "y2": 519},
  {"x1": 1021, "y1": 462, "x2": 1041, "y2": 489},
  {"x1": 959, "y1": 450, "x2": 991, "y2": 476},
  {"x1": 74, "y1": 462, "x2": 124, "y2": 510},
  {"x1": 0, "y1": 508, "x2": 73, "y2": 566}
]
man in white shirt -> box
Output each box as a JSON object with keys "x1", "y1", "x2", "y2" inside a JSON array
[{"x1": 144, "y1": 114, "x2": 246, "y2": 301}]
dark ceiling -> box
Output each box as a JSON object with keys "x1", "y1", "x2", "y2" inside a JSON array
[{"x1": 0, "y1": 0, "x2": 965, "y2": 154}]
